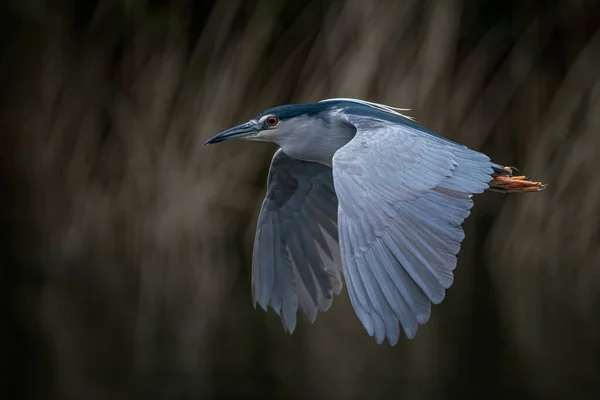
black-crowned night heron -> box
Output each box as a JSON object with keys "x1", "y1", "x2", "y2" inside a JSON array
[{"x1": 204, "y1": 98, "x2": 546, "y2": 345}]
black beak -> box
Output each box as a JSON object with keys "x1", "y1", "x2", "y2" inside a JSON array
[{"x1": 203, "y1": 121, "x2": 260, "y2": 146}]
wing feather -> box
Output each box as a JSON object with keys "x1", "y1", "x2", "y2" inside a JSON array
[
  {"x1": 253, "y1": 149, "x2": 342, "y2": 332},
  {"x1": 332, "y1": 116, "x2": 494, "y2": 344}
]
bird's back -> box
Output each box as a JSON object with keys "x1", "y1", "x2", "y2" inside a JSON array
[
  {"x1": 275, "y1": 99, "x2": 465, "y2": 167},
  {"x1": 320, "y1": 99, "x2": 464, "y2": 148}
]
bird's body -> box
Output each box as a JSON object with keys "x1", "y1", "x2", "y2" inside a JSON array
[{"x1": 204, "y1": 98, "x2": 546, "y2": 345}]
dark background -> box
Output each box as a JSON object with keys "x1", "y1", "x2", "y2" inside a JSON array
[{"x1": 1, "y1": 0, "x2": 600, "y2": 399}]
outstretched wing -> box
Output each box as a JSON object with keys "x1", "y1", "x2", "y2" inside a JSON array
[
  {"x1": 253, "y1": 149, "x2": 342, "y2": 333},
  {"x1": 332, "y1": 117, "x2": 494, "y2": 345}
]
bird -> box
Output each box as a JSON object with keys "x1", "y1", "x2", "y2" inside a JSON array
[{"x1": 204, "y1": 98, "x2": 547, "y2": 345}]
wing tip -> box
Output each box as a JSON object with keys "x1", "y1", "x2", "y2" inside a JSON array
[
  {"x1": 282, "y1": 320, "x2": 297, "y2": 335},
  {"x1": 403, "y1": 326, "x2": 418, "y2": 340},
  {"x1": 254, "y1": 297, "x2": 270, "y2": 312}
]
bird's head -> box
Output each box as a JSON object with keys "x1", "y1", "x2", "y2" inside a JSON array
[
  {"x1": 203, "y1": 99, "x2": 416, "y2": 164},
  {"x1": 203, "y1": 103, "x2": 336, "y2": 146}
]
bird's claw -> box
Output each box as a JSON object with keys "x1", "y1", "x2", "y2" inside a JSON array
[{"x1": 502, "y1": 166, "x2": 520, "y2": 175}]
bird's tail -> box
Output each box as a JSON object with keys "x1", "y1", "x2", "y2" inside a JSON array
[{"x1": 488, "y1": 166, "x2": 548, "y2": 193}]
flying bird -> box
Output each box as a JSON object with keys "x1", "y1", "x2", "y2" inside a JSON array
[{"x1": 204, "y1": 98, "x2": 546, "y2": 345}]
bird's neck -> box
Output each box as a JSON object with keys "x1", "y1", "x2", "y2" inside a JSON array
[{"x1": 275, "y1": 115, "x2": 356, "y2": 167}]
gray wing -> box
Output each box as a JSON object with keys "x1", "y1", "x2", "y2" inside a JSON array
[
  {"x1": 253, "y1": 149, "x2": 342, "y2": 333},
  {"x1": 332, "y1": 118, "x2": 494, "y2": 345}
]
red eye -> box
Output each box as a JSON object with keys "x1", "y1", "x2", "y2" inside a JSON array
[{"x1": 266, "y1": 116, "x2": 279, "y2": 126}]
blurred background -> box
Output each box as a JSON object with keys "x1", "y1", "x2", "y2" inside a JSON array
[{"x1": 1, "y1": 0, "x2": 600, "y2": 398}]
